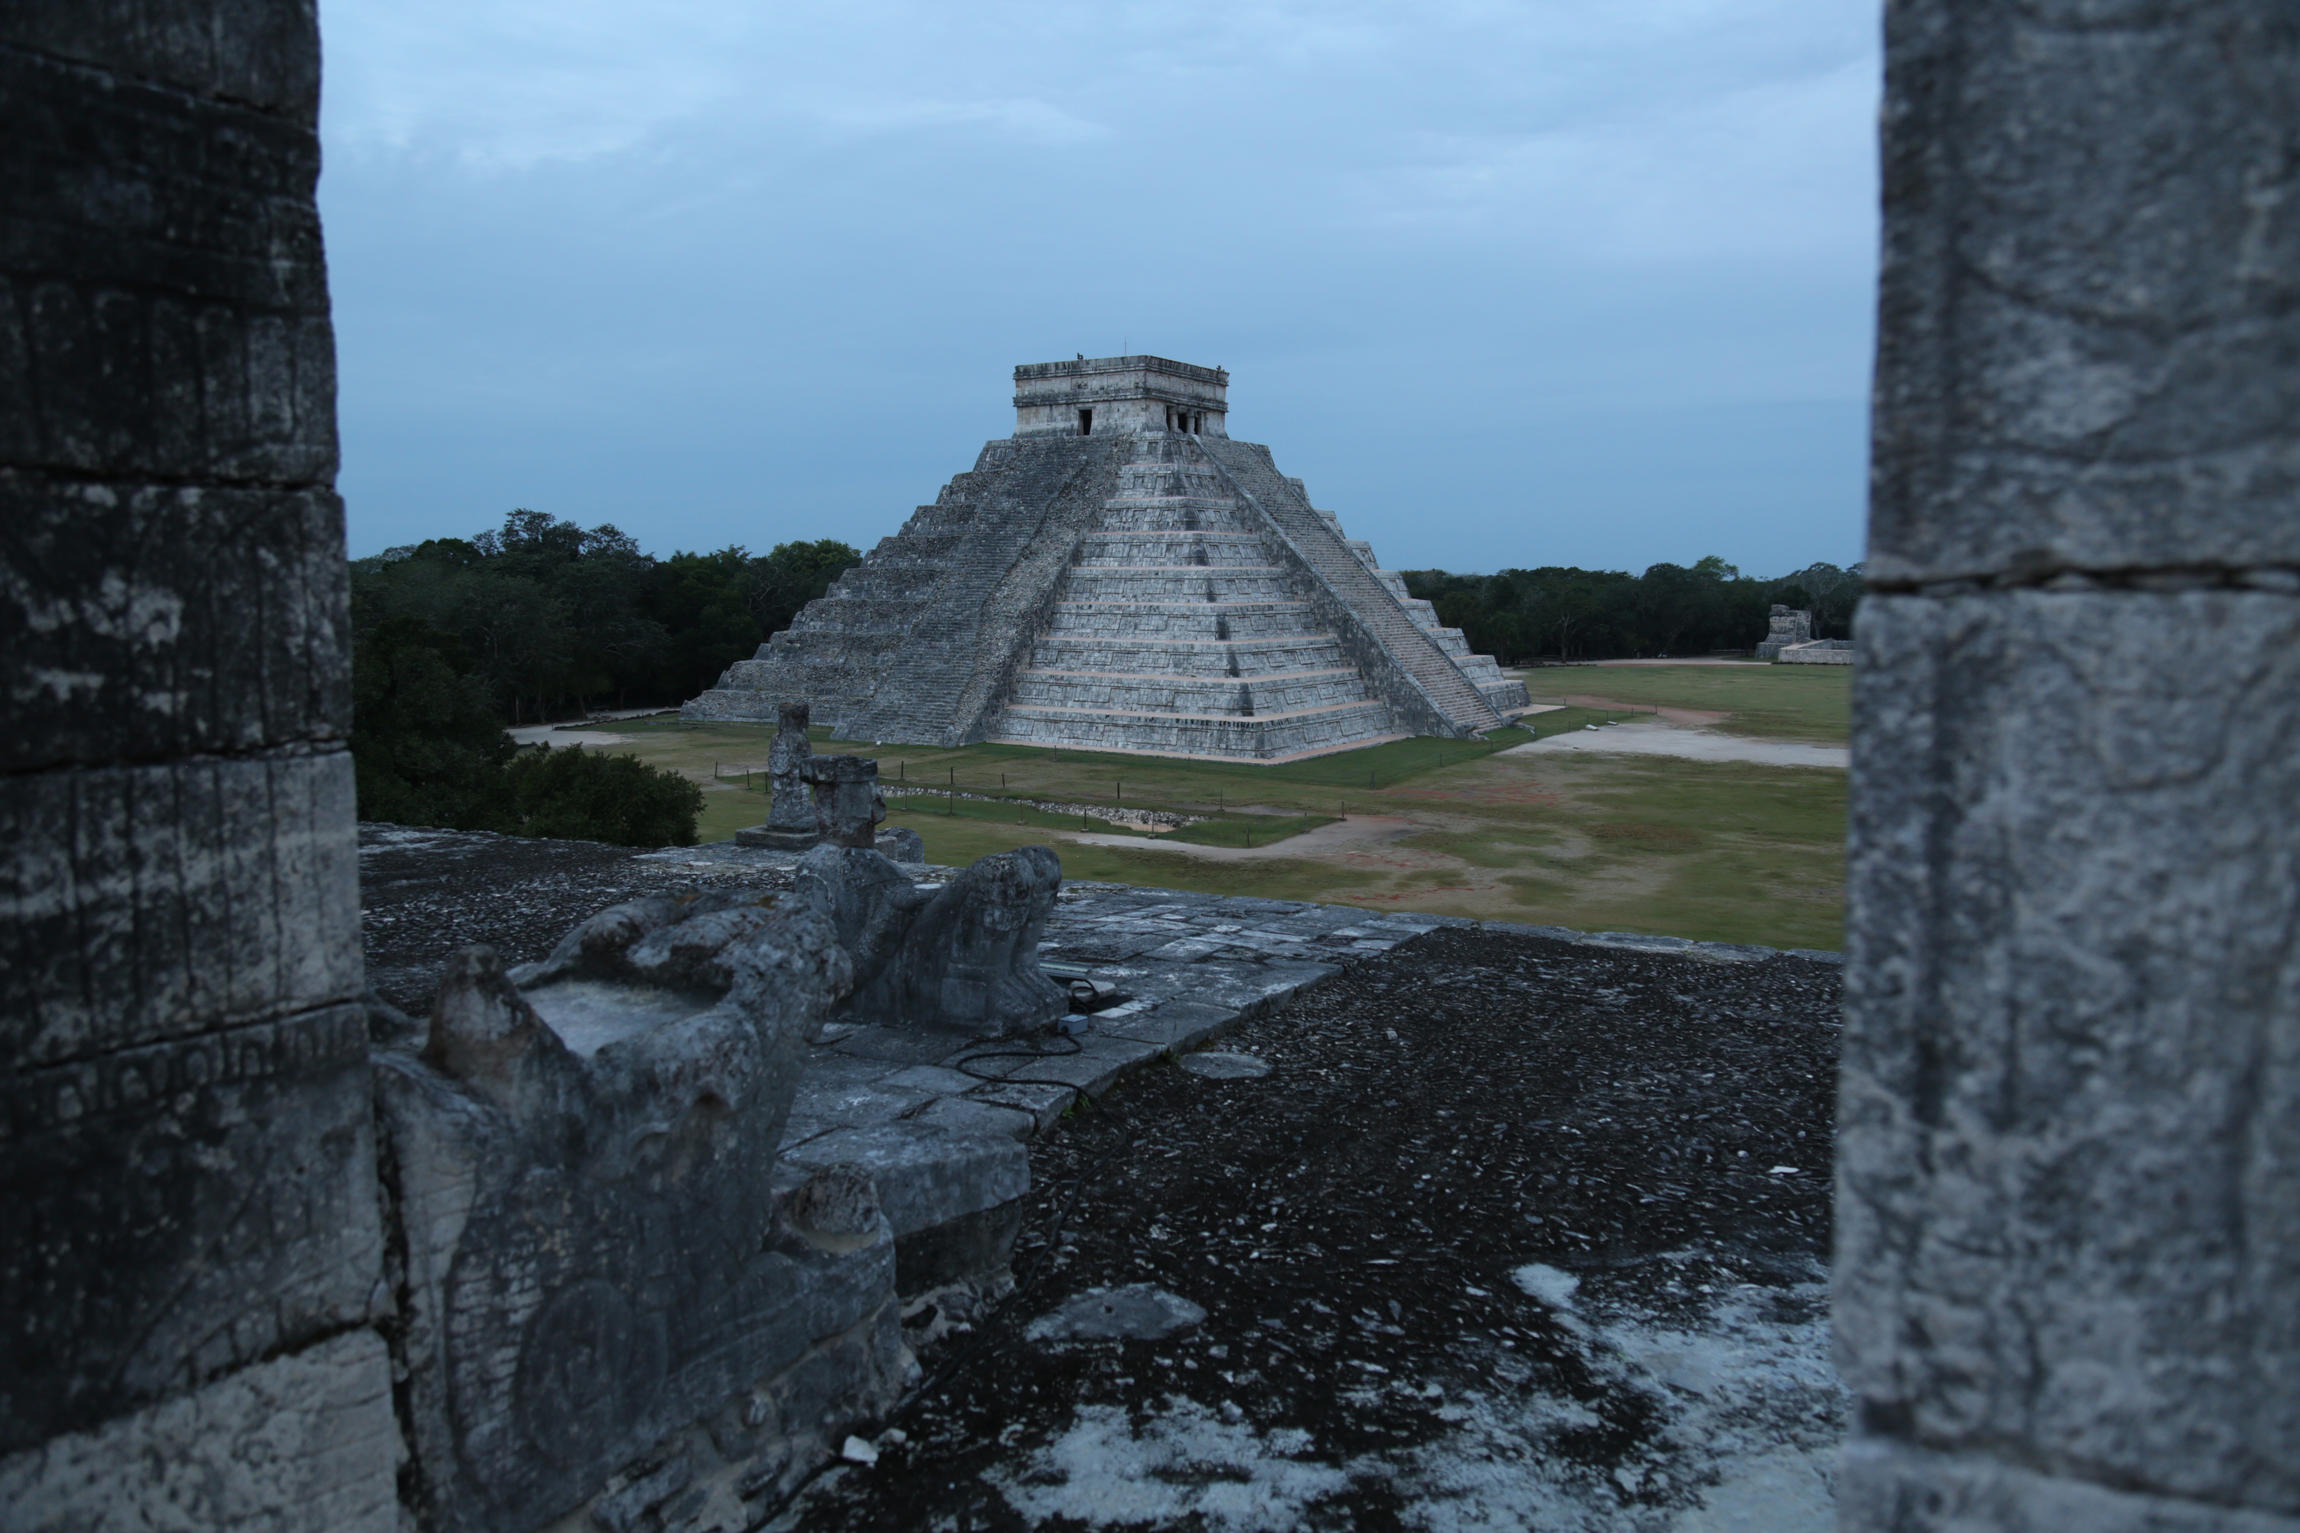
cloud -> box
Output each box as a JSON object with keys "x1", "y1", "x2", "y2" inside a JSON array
[
  {"x1": 1354, "y1": 54, "x2": 1880, "y2": 266},
  {"x1": 320, "y1": 0, "x2": 1883, "y2": 574},
  {"x1": 781, "y1": 92, "x2": 1108, "y2": 147}
]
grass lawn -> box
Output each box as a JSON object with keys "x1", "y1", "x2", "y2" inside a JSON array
[
  {"x1": 1517, "y1": 663, "x2": 1850, "y2": 743},
  {"x1": 591, "y1": 667, "x2": 1846, "y2": 949}
]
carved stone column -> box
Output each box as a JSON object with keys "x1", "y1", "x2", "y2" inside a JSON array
[
  {"x1": 1839, "y1": 3, "x2": 2300, "y2": 1527},
  {"x1": 0, "y1": 5, "x2": 400, "y2": 1525}
]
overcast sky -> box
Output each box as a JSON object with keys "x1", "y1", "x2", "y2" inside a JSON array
[{"x1": 319, "y1": 0, "x2": 1881, "y2": 576}]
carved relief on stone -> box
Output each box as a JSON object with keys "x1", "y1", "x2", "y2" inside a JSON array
[
  {"x1": 804, "y1": 754, "x2": 887, "y2": 848},
  {"x1": 766, "y1": 701, "x2": 817, "y2": 832},
  {"x1": 370, "y1": 899, "x2": 890, "y2": 1531}
]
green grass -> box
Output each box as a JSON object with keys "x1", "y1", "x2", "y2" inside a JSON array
[
  {"x1": 1517, "y1": 663, "x2": 1849, "y2": 743},
  {"x1": 580, "y1": 673, "x2": 1848, "y2": 948}
]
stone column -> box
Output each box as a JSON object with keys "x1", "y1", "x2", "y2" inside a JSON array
[
  {"x1": 0, "y1": 5, "x2": 402, "y2": 1526},
  {"x1": 1839, "y1": 3, "x2": 2300, "y2": 1529}
]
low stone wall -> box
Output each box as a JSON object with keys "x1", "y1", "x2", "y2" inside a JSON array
[{"x1": 1778, "y1": 640, "x2": 1856, "y2": 666}]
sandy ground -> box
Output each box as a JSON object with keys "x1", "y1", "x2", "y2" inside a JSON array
[
  {"x1": 510, "y1": 727, "x2": 639, "y2": 747},
  {"x1": 507, "y1": 707, "x2": 668, "y2": 747},
  {"x1": 1069, "y1": 814, "x2": 1422, "y2": 862},
  {"x1": 1504, "y1": 719, "x2": 1847, "y2": 771}
]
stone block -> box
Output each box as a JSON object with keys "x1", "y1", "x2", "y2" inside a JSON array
[
  {"x1": 842, "y1": 845, "x2": 1068, "y2": 1037},
  {"x1": 1095, "y1": 999, "x2": 1239, "y2": 1053},
  {"x1": 0, "y1": 479, "x2": 351, "y2": 769},
  {"x1": 906, "y1": 1093, "x2": 1041, "y2": 1142},
  {"x1": 892, "y1": 1201, "x2": 1027, "y2": 1297},
  {"x1": 1867, "y1": 4, "x2": 2300, "y2": 583},
  {"x1": 1840, "y1": 590, "x2": 2300, "y2": 1508},
  {"x1": 0, "y1": 52, "x2": 334, "y2": 483},
  {"x1": 376, "y1": 916, "x2": 851, "y2": 1533},
  {"x1": 784, "y1": 1054, "x2": 935, "y2": 1130},
  {"x1": 961, "y1": 1080, "x2": 1077, "y2": 1135},
  {"x1": 991, "y1": 1033, "x2": 1164, "y2": 1097},
  {"x1": 783, "y1": 1121, "x2": 1029, "y2": 1239},
  {"x1": 4, "y1": 0, "x2": 324, "y2": 117},
  {"x1": 0, "y1": 1330, "x2": 401, "y2": 1533},
  {"x1": 0, "y1": 751, "x2": 362, "y2": 1068},
  {"x1": 0, "y1": 1002, "x2": 382, "y2": 1450}
]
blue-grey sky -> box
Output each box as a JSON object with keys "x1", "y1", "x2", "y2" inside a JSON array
[{"x1": 320, "y1": 1, "x2": 1880, "y2": 576}]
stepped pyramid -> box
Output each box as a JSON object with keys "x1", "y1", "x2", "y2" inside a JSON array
[{"x1": 684, "y1": 356, "x2": 1531, "y2": 760}]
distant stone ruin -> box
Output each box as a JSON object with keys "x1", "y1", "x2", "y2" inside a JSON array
[
  {"x1": 735, "y1": 709, "x2": 926, "y2": 862},
  {"x1": 684, "y1": 357, "x2": 1531, "y2": 760},
  {"x1": 1755, "y1": 604, "x2": 1813, "y2": 659},
  {"x1": 1756, "y1": 605, "x2": 1853, "y2": 665}
]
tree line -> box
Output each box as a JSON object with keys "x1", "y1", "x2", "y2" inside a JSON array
[
  {"x1": 349, "y1": 509, "x2": 860, "y2": 843},
  {"x1": 350, "y1": 509, "x2": 861, "y2": 722},
  {"x1": 1399, "y1": 558, "x2": 1861, "y2": 663}
]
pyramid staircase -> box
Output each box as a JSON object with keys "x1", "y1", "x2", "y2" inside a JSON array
[{"x1": 685, "y1": 430, "x2": 1531, "y2": 762}]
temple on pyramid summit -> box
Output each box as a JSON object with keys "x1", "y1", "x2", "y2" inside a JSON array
[{"x1": 683, "y1": 356, "x2": 1532, "y2": 760}]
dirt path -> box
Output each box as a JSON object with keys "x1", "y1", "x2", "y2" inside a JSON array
[
  {"x1": 1504, "y1": 720, "x2": 1848, "y2": 770},
  {"x1": 1070, "y1": 815, "x2": 1422, "y2": 862}
]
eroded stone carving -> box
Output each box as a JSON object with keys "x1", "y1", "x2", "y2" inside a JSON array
[
  {"x1": 736, "y1": 736, "x2": 925, "y2": 862},
  {"x1": 791, "y1": 840, "x2": 1067, "y2": 1037},
  {"x1": 766, "y1": 702, "x2": 817, "y2": 833},
  {"x1": 374, "y1": 900, "x2": 912, "y2": 1533},
  {"x1": 852, "y1": 845, "x2": 1068, "y2": 1036}
]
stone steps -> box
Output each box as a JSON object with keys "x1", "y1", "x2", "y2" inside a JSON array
[
  {"x1": 1192, "y1": 437, "x2": 1518, "y2": 734},
  {"x1": 687, "y1": 422, "x2": 1528, "y2": 754},
  {"x1": 1072, "y1": 532, "x2": 1272, "y2": 565},
  {"x1": 1092, "y1": 502, "x2": 1263, "y2": 534},
  {"x1": 991, "y1": 698, "x2": 1397, "y2": 760},
  {"x1": 1027, "y1": 636, "x2": 1354, "y2": 677},
  {"x1": 1041, "y1": 601, "x2": 1330, "y2": 642},
  {"x1": 1008, "y1": 668, "x2": 1373, "y2": 715},
  {"x1": 1058, "y1": 569, "x2": 1295, "y2": 602}
]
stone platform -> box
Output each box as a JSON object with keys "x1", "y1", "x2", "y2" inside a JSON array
[{"x1": 354, "y1": 825, "x2": 1844, "y2": 1530}]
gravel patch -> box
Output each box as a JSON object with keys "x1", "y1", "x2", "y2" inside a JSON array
[{"x1": 773, "y1": 925, "x2": 1845, "y2": 1530}]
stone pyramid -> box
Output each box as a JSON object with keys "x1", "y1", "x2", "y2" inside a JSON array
[{"x1": 684, "y1": 356, "x2": 1530, "y2": 760}]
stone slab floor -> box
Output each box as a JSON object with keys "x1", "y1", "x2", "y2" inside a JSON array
[{"x1": 358, "y1": 826, "x2": 1844, "y2": 1530}]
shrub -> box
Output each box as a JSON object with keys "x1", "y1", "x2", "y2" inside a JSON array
[{"x1": 503, "y1": 745, "x2": 704, "y2": 847}]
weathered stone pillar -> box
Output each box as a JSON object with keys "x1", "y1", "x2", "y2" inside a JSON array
[
  {"x1": 0, "y1": 4, "x2": 402, "y2": 1526},
  {"x1": 1839, "y1": 3, "x2": 2300, "y2": 1529}
]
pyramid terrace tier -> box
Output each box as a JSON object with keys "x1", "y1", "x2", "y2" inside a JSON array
[
  {"x1": 1089, "y1": 501, "x2": 1262, "y2": 533},
  {"x1": 1058, "y1": 568, "x2": 1299, "y2": 602},
  {"x1": 1040, "y1": 599, "x2": 1331, "y2": 642},
  {"x1": 1073, "y1": 532, "x2": 1276, "y2": 565},
  {"x1": 1027, "y1": 635, "x2": 1358, "y2": 677},
  {"x1": 1008, "y1": 667, "x2": 1375, "y2": 716},
  {"x1": 990, "y1": 700, "x2": 1401, "y2": 760}
]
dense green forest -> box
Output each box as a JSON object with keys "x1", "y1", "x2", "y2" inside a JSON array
[
  {"x1": 349, "y1": 509, "x2": 859, "y2": 841},
  {"x1": 350, "y1": 509, "x2": 862, "y2": 722},
  {"x1": 1401, "y1": 558, "x2": 1860, "y2": 663}
]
